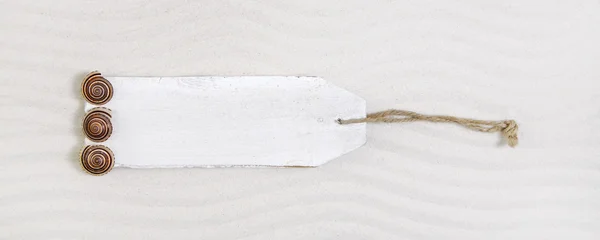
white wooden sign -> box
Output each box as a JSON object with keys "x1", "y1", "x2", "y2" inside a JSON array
[{"x1": 81, "y1": 73, "x2": 366, "y2": 174}]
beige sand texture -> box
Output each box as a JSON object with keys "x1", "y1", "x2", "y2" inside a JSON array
[{"x1": 1, "y1": 0, "x2": 599, "y2": 239}]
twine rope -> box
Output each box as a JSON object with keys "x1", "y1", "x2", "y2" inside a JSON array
[{"x1": 337, "y1": 109, "x2": 518, "y2": 147}]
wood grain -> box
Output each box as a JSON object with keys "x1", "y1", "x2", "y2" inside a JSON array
[
  {"x1": 1, "y1": 0, "x2": 599, "y2": 239},
  {"x1": 84, "y1": 76, "x2": 366, "y2": 168}
]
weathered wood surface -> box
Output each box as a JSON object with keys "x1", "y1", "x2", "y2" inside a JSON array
[{"x1": 84, "y1": 76, "x2": 366, "y2": 167}]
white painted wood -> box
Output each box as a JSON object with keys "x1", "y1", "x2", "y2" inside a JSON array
[{"x1": 84, "y1": 76, "x2": 366, "y2": 168}]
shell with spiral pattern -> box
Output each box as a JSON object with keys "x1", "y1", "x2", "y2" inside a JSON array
[
  {"x1": 81, "y1": 71, "x2": 113, "y2": 105},
  {"x1": 80, "y1": 145, "x2": 115, "y2": 175},
  {"x1": 83, "y1": 107, "x2": 113, "y2": 142}
]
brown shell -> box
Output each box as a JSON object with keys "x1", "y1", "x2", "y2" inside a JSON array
[
  {"x1": 80, "y1": 145, "x2": 114, "y2": 175},
  {"x1": 83, "y1": 107, "x2": 112, "y2": 142},
  {"x1": 82, "y1": 71, "x2": 113, "y2": 105}
]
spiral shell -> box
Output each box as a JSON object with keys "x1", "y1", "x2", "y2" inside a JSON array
[
  {"x1": 83, "y1": 107, "x2": 112, "y2": 142},
  {"x1": 82, "y1": 71, "x2": 113, "y2": 105},
  {"x1": 80, "y1": 145, "x2": 115, "y2": 175}
]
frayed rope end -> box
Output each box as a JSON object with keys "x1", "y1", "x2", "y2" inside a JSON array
[{"x1": 502, "y1": 120, "x2": 519, "y2": 147}]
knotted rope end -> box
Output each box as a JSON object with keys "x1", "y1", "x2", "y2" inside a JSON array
[{"x1": 502, "y1": 120, "x2": 519, "y2": 147}]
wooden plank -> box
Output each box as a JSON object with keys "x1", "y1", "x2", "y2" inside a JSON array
[{"x1": 84, "y1": 76, "x2": 366, "y2": 168}]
